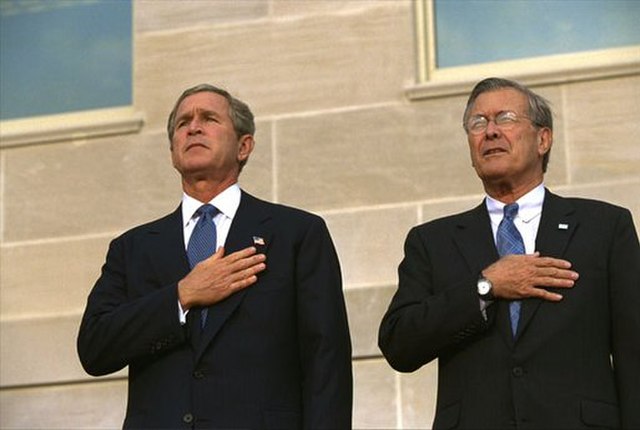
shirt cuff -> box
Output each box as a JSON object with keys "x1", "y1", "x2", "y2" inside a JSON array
[
  {"x1": 178, "y1": 300, "x2": 189, "y2": 325},
  {"x1": 479, "y1": 298, "x2": 493, "y2": 321}
]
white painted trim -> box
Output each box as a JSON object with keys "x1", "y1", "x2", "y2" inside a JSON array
[
  {"x1": 410, "y1": 0, "x2": 640, "y2": 100},
  {"x1": 407, "y1": 45, "x2": 640, "y2": 100},
  {"x1": 0, "y1": 106, "x2": 145, "y2": 148}
]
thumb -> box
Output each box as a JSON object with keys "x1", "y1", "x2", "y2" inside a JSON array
[{"x1": 211, "y1": 246, "x2": 225, "y2": 260}]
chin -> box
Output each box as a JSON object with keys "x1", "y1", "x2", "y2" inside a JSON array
[{"x1": 477, "y1": 167, "x2": 510, "y2": 182}]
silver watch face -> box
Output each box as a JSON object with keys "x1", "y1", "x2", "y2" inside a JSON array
[{"x1": 478, "y1": 279, "x2": 491, "y2": 295}]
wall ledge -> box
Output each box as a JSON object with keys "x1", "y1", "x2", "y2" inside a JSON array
[
  {"x1": 407, "y1": 46, "x2": 640, "y2": 101},
  {"x1": 0, "y1": 107, "x2": 145, "y2": 149}
]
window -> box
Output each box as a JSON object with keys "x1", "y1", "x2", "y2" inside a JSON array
[
  {"x1": 411, "y1": 0, "x2": 640, "y2": 98},
  {"x1": 0, "y1": 0, "x2": 141, "y2": 147}
]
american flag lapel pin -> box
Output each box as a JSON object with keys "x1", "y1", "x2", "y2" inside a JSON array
[
  {"x1": 558, "y1": 223, "x2": 569, "y2": 230},
  {"x1": 253, "y1": 236, "x2": 265, "y2": 246}
]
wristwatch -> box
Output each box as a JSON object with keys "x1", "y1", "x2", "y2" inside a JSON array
[{"x1": 477, "y1": 275, "x2": 494, "y2": 301}]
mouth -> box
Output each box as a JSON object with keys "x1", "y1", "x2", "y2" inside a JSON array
[
  {"x1": 482, "y1": 147, "x2": 508, "y2": 157},
  {"x1": 185, "y1": 142, "x2": 208, "y2": 152}
]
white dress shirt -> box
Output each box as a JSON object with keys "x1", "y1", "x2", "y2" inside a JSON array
[
  {"x1": 485, "y1": 183, "x2": 545, "y2": 254},
  {"x1": 177, "y1": 183, "x2": 242, "y2": 323},
  {"x1": 479, "y1": 183, "x2": 546, "y2": 317}
]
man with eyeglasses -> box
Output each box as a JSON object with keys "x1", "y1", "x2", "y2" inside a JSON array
[{"x1": 379, "y1": 77, "x2": 639, "y2": 429}]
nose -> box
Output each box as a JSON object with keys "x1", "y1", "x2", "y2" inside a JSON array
[
  {"x1": 484, "y1": 118, "x2": 501, "y2": 138},
  {"x1": 187, "y1": 118, "x2": 203, "y2": 134}
]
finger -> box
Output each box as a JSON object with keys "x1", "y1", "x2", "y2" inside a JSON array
[
  {"x1": 230, "y1": 275, "x2": 259, "y2": 292},
  {"x1": 531, "y1": 288, "x2": 564, "y2": 302},
  {"x1": 535, "y1": 256, "x2": 573, "y2": 269},
  {"x1": 229, "y1": 254, "x2": 266, "y2": 273},
  {"x1": 230, "y1": 262, "x2": 266, "y2": 282},
  {"x1": 200, "y1": 247, "x2": 226, "y2": 266},
  {"x1": 223, "y1": 268, "x2": 265, "y2": 296},
  {"x1": 535, "y1": 275, "x2": 576, "y2": 288},
  {"x1": 538, "y1": 266, "x2": 579, "y2": 278},
  {"x1": 209, "y1": 247, "x2": 225, "y2": 260},
  {"x1": 225, "y1": 246, "x2": 259, "y2": 262},
  {"x1": 227, "y1": 271, "x2": 261, "y2": 293}
]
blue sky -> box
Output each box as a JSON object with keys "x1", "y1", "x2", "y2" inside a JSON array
[
  {"x1": 434, "y1": 0, "x2": 640, "y2": 68},
  {"x1": 1, "y1": 0, "x2": 638, "y2": 119},
  {"x1": 0, "y1": 0, "x2": 132, "y2": 120}
]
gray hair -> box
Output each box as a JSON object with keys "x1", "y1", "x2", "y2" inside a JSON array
[
  {"x1": 166, "y1": 84, "x2": 255, "y2": 143},
  {"x1": 462, "y1": 77, "x2": 553, "y2": 172}
]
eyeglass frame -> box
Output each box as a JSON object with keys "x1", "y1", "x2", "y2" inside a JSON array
[{"x1": 465, "y1": 110, "x2": 543, "y2": 135}]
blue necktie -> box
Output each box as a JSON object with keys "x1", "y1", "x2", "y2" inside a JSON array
[
  {"x1": 186, "y1": 204, "x2": 218, "y2": 329},
  {"x1": 496, "y1": 203, "x2": 525, "y2": 336}
]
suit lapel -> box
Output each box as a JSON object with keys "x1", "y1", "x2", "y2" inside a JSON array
[
  {"x1": 195, "y1": 192, "x2": 273, "y2": 361},
  {"x1": 141, "y1": 206, "x2": 204, "y2": 348},
  {"x1": 453, "y1": 201, "x2": 499, "y2": 277},
  {"x1": 516, "y1": 190, "x2": 578, "y2": 339},
  {"x1": 453, "y1": 202, "x2": 516, "y2": 346},
  {"x1": 145, "y1": 206, "x2": 191, "y2": 285}
]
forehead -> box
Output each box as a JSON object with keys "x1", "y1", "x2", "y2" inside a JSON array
[
  {"x1": 176, "y1": 91, "x2": 230, "y2": 116},
  {"x1": 470, "y1": 88, "x2": 528, "y2": 115}
]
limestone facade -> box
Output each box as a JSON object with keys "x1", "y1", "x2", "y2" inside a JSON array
[{"x1": 1, "y1": 1, "x2": 638, "y2": 428}]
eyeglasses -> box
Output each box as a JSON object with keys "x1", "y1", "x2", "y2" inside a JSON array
[{"x1": 466, "y1": 111, "x2": 536, "y2": 135}]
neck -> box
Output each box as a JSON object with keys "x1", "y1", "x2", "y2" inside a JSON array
[
  {"x1": 182, "y1": 177, "x2": 237, "y2": 203},
  {"x1": 484, "y1": 176, "x2": 543, "y2": 204}
]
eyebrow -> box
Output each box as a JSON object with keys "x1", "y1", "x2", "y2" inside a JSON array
[
  {"x1": 470, "y1": 110, "x2": 515, "y2": 118},
  {"x1": 175, "y1": 108, "x2": 221, "y2": 124}
]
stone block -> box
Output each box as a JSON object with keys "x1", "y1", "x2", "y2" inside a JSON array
[
  {"x1": 2, "y1": 132, "x2": 180, "y2": 242},
  {"x1": 0, "y1": 379, "x2": 126, "y2": 429},
  {"x1": 134, "y1": 3, "x2": 413, "y2": 132},
  {"x1": 564, "y1": 75, "x2": 640, "y2": 183},
  {"x1": 271, "y1": 0, "x2": 405, "y2": 17},
  {"x1": 0, "y1": 237, "x2": 110, "y2": 318},
  {"x1": 400, "y1": 360, "x2": 438, "y2": 429},
  {"x1": 0, "y1": 315, "x2": 125, "y2": 387},
  {"x1": 135, "y1": 0, "x2": 269, "y2": 33},
  {"x1": 345, "y1": 285, "x2": 396, "y2": 358},
  {"x1": 324, "y1": 206, "x2": 419, "y2": 287},
  {"x1": 276, "y1": 98, "x2": 481, "y2": 211},
  {"x1": 353, "y1": 358, "x2": 398, "y2": 429}
]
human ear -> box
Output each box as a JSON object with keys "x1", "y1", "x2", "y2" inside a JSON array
[
  {"x1": 237, "y1": 135, "x2": 255, "y2": 163},
  {"x1": 538, "y1": 127, "x2": 552, "y2": 156}
]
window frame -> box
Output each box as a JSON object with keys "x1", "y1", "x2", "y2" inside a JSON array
[
  {"x1": 408, "y1": 0, "x2": 640, "y2": 100},
  {"x1": 0, "y1": 107, "x2": 144, "y2": 148},
  {"x1": 0, "y1": 0, "x2": 140, "y2": 148}
]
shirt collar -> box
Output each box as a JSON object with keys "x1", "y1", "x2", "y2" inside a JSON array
[
  {"x1": 486, "y1": 183, "x2": 545, "y2": 223},
  {"x1": 181, "y1": 183, "x2": 241, "y2": 226}
]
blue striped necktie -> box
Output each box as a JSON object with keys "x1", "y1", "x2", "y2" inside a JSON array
[
  {"x1": 496, "y1": 203, "x2": 525, "y2": 336},
  {"x1": 186, "y1": 204, "x2": 218, "y2": 329}
]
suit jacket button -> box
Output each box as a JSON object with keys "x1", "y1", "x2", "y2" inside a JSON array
[
  {"x1": 193, "y1": 370, "x2": 205, "y2": 379},
  {"x1": 512, "y1": 366, "x2": 524, "y2": 377},
  {"x1": 183, "y1": 413, "x2": 194, "y2": 423}
]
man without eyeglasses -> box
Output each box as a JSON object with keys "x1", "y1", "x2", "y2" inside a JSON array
[
  {"x1": 379, "y1": 77, "x2": 640, "y2": 429},
  {"x1": 78, "y1": 84, "x2": 353, "y2": 429}
]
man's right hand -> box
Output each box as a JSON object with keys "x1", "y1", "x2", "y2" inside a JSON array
[
  {"x1": 482, "y1": 252, "x2": 579, "y2": 302},
  {"x1": 178, "y1": 246, "x2": 266, "y2": 310}
]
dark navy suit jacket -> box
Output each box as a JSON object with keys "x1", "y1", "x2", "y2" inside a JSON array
[
  {"x1": 379, "y1": 190, "x2": 640, "y2": 429},
  {"x1": 78, "y1": 192, "x2": 352, "y2": 429}
]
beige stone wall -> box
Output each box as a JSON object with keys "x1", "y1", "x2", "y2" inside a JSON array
[{"x1": 1, "y1": 1, "x2": 638, "y2": 428}]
